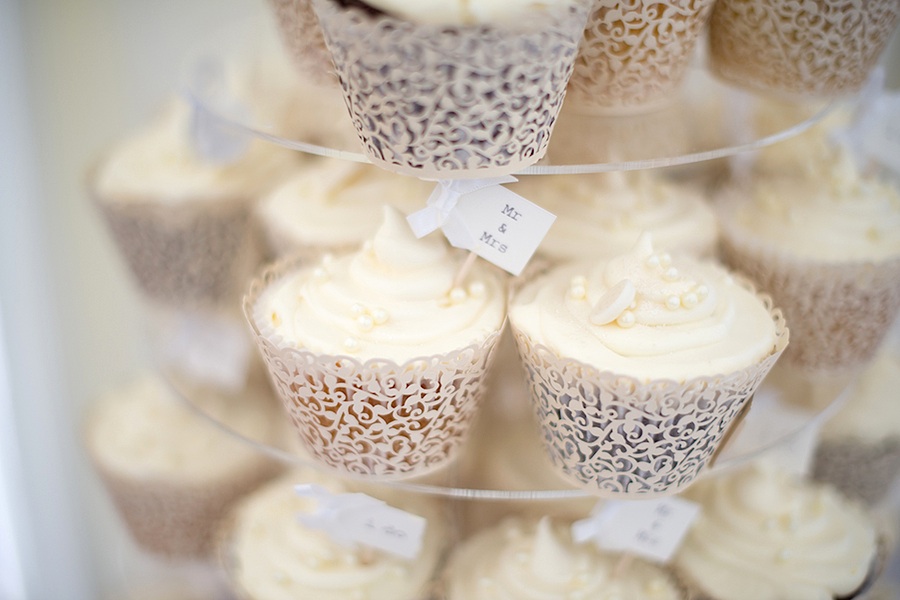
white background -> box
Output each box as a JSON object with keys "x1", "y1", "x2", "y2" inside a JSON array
[{"x1": 1, "y1": 1, "x2": 899, "y2": 598}]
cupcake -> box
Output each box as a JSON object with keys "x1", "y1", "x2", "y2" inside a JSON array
[
  {"x1": 444, "y1": 516, "x2": 686, "y2": 599},
  {"x1": 85, "y1": 374, "x2": 284, "y2": 559},
  {"x1": 673, "y1": 461, "x2": 880, "y2": 600},
  {"x1": 255, "y1": 157, "x2": 431, "y2": 261},
  {"x1": 90, "y1": 99, "x2": 297, "y2": 309},
  {"x1": 813, "y1": 344, "x2": 900, "y2": 507},
  {"x1": 245, "y1": 206, "x2": 506, "y2": 479},
  {"x1": 509, "y1": 171, "x2": 718, "y2": 264},
  {"x1": 717, "y1": 147, "x2": 900, "y2": 374},
  {"x1": 267, "y1": 0, "x2": 334, "y2": 84},
  {"x1": 708, "y1": 0, "x2": 900, "y2": 98},
  {"x1": 221, "y1": 470, "x2": 447, "y2": 600},
  {"x1": 309, "y1": 0, "x2": 592, "y2": 178},
  {"x1": 509, "y1": 233, "x2": 788, "y2": 496},
  {"x1": 567, "y1": 0, "x2": 716, "y2": 115}
]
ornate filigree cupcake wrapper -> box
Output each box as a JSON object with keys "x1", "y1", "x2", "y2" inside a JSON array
[
  {"x1": 718, "y1": 199, "x2": 900, "y2": 374},
  {"x1": 510, "y1": 290, "x2": 788, "y2": 498},
  {"x1": 567, "y1": 0, "x2": 716, "y2": 115},
  {"x1": 310, "y1": 0, "x2": 592, "y2": 179},
  {"x1": 244, "y1": 256, "x2": 503, "y2": 480},
  {"x1": 92, "y1": 187, "x2": 263, "y2": 310},
  {"x1": 708, "y1": 0, "x2": 900, "y2": 98}
]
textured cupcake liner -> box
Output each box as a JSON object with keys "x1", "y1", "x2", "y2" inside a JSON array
[
  {"x1": 90, "y1": 456, "x2": 282, "y2": 560},
  {"x1": 813, "y1": 437, "x2": 900, "y2": 508},
  {"x1": 567, "y1": 0, "x2": 715, "y2": 115},
  {"x1": 267, "y1": 0, "x2": 336, "y2": 85},
  {"x1": 510, "y1": 286, "x2": 788, "y2": 498},
  {"x1": 91, "y1": 183, "x2": 262, "y2": 310},
  {"x1": 310, "y1": 0, "x2": 591, "y2": 179},
  {"x1": 708, "y1": 0, "x2": 900, "y2": 99},
  {"x1": 244, "y1": 256, "x2": 503, "y2": 480},
  {"x1": 718, "y1": 199, "x2": 900, "y2": 374}
]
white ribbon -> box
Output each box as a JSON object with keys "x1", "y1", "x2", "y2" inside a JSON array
[
  {"x1": 294, "y1": 484, "x2": 386, "y2": 547},
  {"x1": 407, "y1": 176, "x2": 518, "y2": 249}
]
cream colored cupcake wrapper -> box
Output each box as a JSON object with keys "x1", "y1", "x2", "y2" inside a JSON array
[
  {"x1": 89, "y1": 455, "x2": 281, "y2": 560},
  {"x1": 813, "y1": 437, "x2": 900, "y2": 508},
  {"x1": 718, "y1": 199, "x2": 900, "y2": 374},
  {"x1": 510, "y1": 291, "x2": 788, "y2": 498},
  {"x1": 267, "y1": 0, "x2": 336, "y2": 85},
  {"x1": 244, "y1": 257, "x2": 503, "y2": 480},
  {"x1": 310, "y1": 0, "x2": 591, "y2": 179},
  {"x1": 567, "y1": 0, "x2": 715, "y2": 115},
  {"x1": 90, "y1": 172, "x2": 262, "y2": 309},
  {"x1": 708, "y1": 0, "x2": 900, "y2": 98}
]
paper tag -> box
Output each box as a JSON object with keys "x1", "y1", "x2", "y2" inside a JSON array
[
  {"x1": 407, "y1": 178, "x2": 556, "y2": 276},
  {"x1": 860, "y1": 91, "x2": 900, "y2": 175},
  {"x1": 295, "y1": 485, "x2": 426, "y2": 560},
  {"x1": 572, "y1": 497, "x2": 700, "y2": 564},
  {"x1": 158, "y1": 310, "x2": 252, "y2": 393},
  {"x1": 187, "y1": 59, "x2": 252, "y2": 164}
]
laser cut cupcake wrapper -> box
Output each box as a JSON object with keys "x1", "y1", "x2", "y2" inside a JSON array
[
  {"x1": 310, "y1": 0, "x2": 592, "y2": 179},
  {"x1": 510, "y1": 294, "x2": 788, "y2": 498},
  {"x1": 567, "y1": 0, "x2": 716, "y2": 115},
  {"x1": 708, "y1": 0, "x2": 900, "y2": 98},
  {"x1": 244, "y1": 257, "x2": 503, "y2": 480}
]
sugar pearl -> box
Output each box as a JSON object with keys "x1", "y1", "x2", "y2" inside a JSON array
[
  {"x1": 343, "y1": 337, "x2": 359, "y2": 352},
  {"x1": 351, "y1": 303, "x2": 366, "y2": 317},
  {"x1": 357, "y1": 314, "x2": 374, "y2": 331},
  {"x1": 645, "y1": 255, "x2": 661, "y2": 268},
  {"x1": 663, "y1": 267, "x2": 679, "y2": 281},
  {"x1": 659, "y1": 253, "x2": 672, "y2": 267},
  {"x1": 371, "y1": 308, "x2": 389, "y2": 325},
  {"x1": 569, "y1": 284, "x2": 587, "y2": 300},
  {"x1": 616, "y1": 311, "x2": 636, "y2": 328},
  {"x1": 449, "y1": 287, "x2": 468, "y2": 303},
  {"x1": 468, "y1": 281, "x2": 485, "y2": 297},
  {"x1": 682, "y1": 293, "x2": 698, "y2": 308},
  {"x1": 665, "y1": 296, "x2": 680, "y2": 310},
  {"x1": 697, "y1": 285, "x2": 709, "y2": 298}
]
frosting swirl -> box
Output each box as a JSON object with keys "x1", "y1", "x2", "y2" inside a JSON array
[
  {"x1": 510, "y1": 233, "x2": 778, "y2": 381},
  {"x1": 228, "y1": 472, "x2": 444, "y2": 600},
  {"x1": 257, "y1": 206, "x2": 505, "y2": 362},
  {"x1": 732, "y1": 148, "x2": 900, "y2": 262},
  {"x1": 359, "y1": 0, "x2": 579, "y2": 25},
  {"x1": 257, "y1": 159, "x2": 431, "y2": 252},
  {"x1": 510, "y1": 172, "x2": 718, "y2": 262},
  {"x1": 821, "y1": 347, "x2": 900, "y2": 441},
  {"x1": 446, "y1": 517, "x2": 683, "y2": 600},
  {"x1": 675, "y1": 462, "x2": 877, "y2": 600}
]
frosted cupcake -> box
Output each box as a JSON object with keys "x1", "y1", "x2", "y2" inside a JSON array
[
  {"x1": 90, "y1": 99, "x2": 296, "y2": 308},
  {"x1": 717, "y1": 148, "x2": 900, "y2": 373},
  {"x1": 708, "y1": 0, "x2": 900, "y2": 98},
  {"x1": 221, "y1": 470, "x2": 447, "y2": 600},
  {"x1": 509, "y1": 233, "x2": 788, "y2": 496},
  {"x1": 267, "y1": 0, "x2": 333, "y2": 84},
  {"x1": 85, "y1": 374, "x2": 284, "y2": 559},
  {"x1": 813, "y1": 345, "x2": 900, "y2": 506},
  {"x1": 509, "y1": 171, "x2": 717, "y2": 264},
  {"x1": 444, "y1": 516, "x2": 686, "y2": 599},
  {"x1": 255, "y1": 158, "x2": 431, "y2": 260},
  {"x1": 674, "y1": 461, "x2": 880, "y2": 600},
  {"x1": 246, "y1": 206, "x2": 506, "y2": 478},
  {"x1": 309, "y1": 0, "x2": 591, "y2": 178},
  {"x1": 567, "y1": 0, "x2": 715, "y2": 114}
]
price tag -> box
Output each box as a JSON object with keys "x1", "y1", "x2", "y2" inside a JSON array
[
  {"x1": 572, "y1": 497, "x2": 700, "y2": 564},
  {"x1": 407, "y1": 177, "x2": 556, "y2": 276},
  {"x1": 157, "y1": 309, "x2": 253, "y2": 393},
  {"x1": 294, "y1": 484, "x2": 426, "y2": 560}
]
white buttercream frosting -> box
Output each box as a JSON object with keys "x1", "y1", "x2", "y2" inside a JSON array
[
  {"x1": 256, "y1": 159, "x2": 431, "y2": 253},
  {"x1": 821, "y1": 347, "x2": 900, "y2": 441},
  {"x1": 95, "y1": 100, "x2": 296, "y2": 203},
  {"x1": 510, "y1": 172, "x2": 718, "y2": 263},
  {"x1": 227, "y1": 471, "x2": 445, "y2": 600},
  {"x1": 360, "y1": 0, "x2": 578, "y2": 25},
  {"x1": 728, "y1": 148, "x2": 900, "y2": 262},
  {"x1": 87, "y1": 375, "x2": 278, "y2": 480},
  {"x1": 446, "y1": 517, "x2": 683, "y2": 600},
  {"x1": 675, "y1": 461, "x2": 877, "y2": 600},
  {"x1": 510, "y1": 233, "x2": 778, "y2": 381},
  {"x1": 256, "y1": 206, "x2": 505, "y2": 362}
]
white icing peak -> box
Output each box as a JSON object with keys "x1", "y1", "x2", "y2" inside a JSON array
[
  {"x1": 530, "y1": 517, "x2": 576, "y2": 586},
  {"x1": 372, "y1": 206, "x2": 447, "y2": 270}
]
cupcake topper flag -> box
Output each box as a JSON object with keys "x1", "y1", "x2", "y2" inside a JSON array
[{"x1": 407, "y1": 177, "x2": 556, "y2": 277}]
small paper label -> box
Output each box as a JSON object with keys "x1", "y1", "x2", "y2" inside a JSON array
[
  {"x1": 157, "y1": 310, "x2": 252, "y2": 393},
  {"x1": 407, "y1": 178, "x2": 556, "y2": 276},
  {"x1": 572, "y1": 497, "x2": 700, "y2": 564},
  {"x1": 295, "y1": 485, "x2": 426, "y2": 560},
  {"x1": 861, "y1": 92, "x2": 900, "y2": 175},
  {"x1": 188, "y1": 58, "x2": 252, "y2": 164}
]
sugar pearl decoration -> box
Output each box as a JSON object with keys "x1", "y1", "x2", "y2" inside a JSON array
[
  {"x1": 351, "y1": 303, "x2": 366, "y2": 317},
  {"x1": 356, "y1": 314, "x2": 374, "y2": 331},
  {"x1": 659, "y1": 253, "x2": 672, "y2": 267},
  {"x1": 665, "y1": 295, "x2": 680, "y2": 310},
  {"x1": 591, "y1": 279, "x2": 637, "y2": 325},
  {"x1": 343, "y1": 337, "x2": 359, "y2": 352},
  {"x1": 449, "y1": 287, "x2": 468, "y2": 303},
  {"x1": 682, "y1": 292, "x2": 698, "y2": 308},
  {"x1": 616, "y1": 310, "x2": 636, "y2": 328},
  {"x1": 371, "y1": 307, "x2": 389, "y2": 325},
  {"x1": 469, "y1": 281, "x2": 485, "y2": 297}
]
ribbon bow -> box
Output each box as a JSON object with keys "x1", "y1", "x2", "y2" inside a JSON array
[{"x1": 407, "y1": 176, "x2": 518, "y2": 249}]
